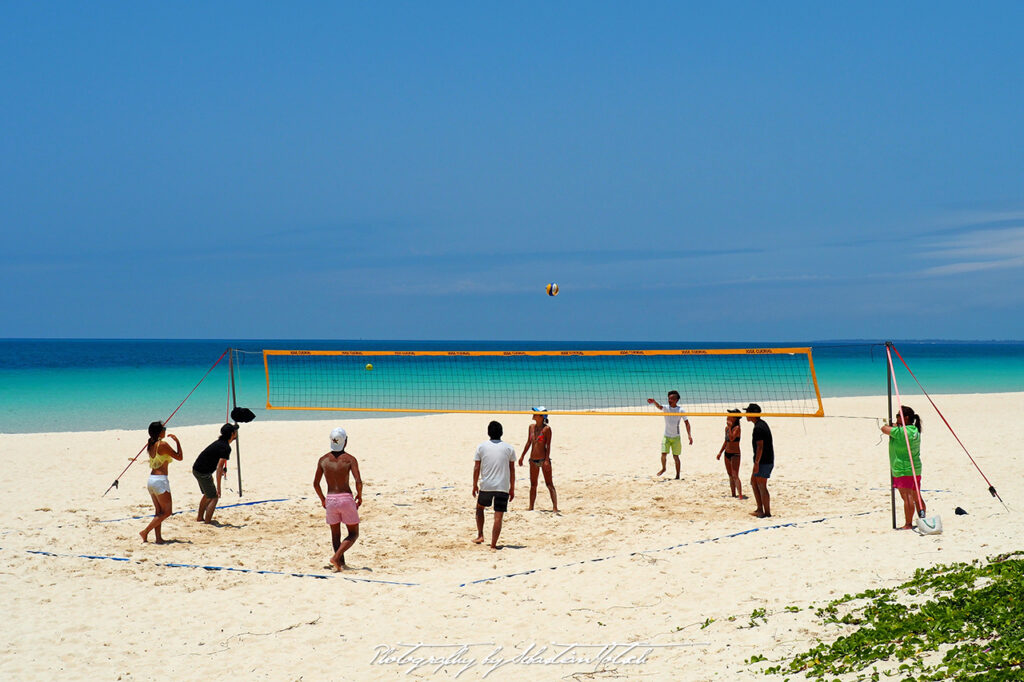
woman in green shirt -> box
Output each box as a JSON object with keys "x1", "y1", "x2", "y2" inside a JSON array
[{"x1": 881, "y1": 406, "x2": 924, "y2": 530}]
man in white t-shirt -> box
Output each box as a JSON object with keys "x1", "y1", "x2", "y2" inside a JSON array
[
  {"x1": 472, "y1": 421, "x2": 516, "y2": 549},
  {"x1": 647, "y1": 390, "x2": 693, "y2": 479}
]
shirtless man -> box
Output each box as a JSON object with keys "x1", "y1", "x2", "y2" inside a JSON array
[{"x1": 313, "y1": 427, "x2": 363, "y2": 572}]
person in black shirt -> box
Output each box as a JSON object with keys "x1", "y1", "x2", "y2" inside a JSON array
[
  {"x1": 745, "y1": 403, "x2": 774, "y2": 518},
  {"x1": 192, "y1": 423, "x2": 237, "y2": 524}
]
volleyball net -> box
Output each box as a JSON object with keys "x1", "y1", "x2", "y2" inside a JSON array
[{"x1": 262, "y1": 347, "x2": 824, "y2": 418}]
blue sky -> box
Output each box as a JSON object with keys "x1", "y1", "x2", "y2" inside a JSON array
[{"x1": 2, "y1": 2, "x2": 1023, "y2": 341}]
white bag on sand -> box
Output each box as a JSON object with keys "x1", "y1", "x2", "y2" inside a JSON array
[{"x1": 915, "y1": 514, "x2": 943, "y2": 535}]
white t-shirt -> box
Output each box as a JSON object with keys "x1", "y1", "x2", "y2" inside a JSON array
[
  {"x1": 475, "y1": 439, "x2": 516, "y2": 492},
  {"x1": 662, "y1": 405, "x2": 689, "y2": 437}
]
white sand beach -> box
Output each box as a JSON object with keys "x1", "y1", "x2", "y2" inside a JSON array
[{"x1": 1, "y1": 393, "x2": 1021, "y2": 680}]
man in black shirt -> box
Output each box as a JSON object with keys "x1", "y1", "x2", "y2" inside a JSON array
[
  {"x1": 193, "y1": 423, "x2": 237, "y2": 524},
  {"x1": 745, "y1": 403, "x2": 774, "y2": 519}
]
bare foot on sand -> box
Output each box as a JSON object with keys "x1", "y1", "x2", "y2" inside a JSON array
[
  {"x1": 656, "y1": 468, "x2": 665, "y2": 476},
  {"x1": 139, "y1": 532, "x2": 148, "y2": 543},
  {"x1": 329, "y1": 559, "x2": 346, "y2": 572},
  {"x1": 472, "y1": 537, "x2": 485, "y2": 544}
]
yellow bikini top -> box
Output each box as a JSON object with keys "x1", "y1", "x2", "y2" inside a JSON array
[{"x1": 149, "y1": 441, "x2": 173, "y2": 470}]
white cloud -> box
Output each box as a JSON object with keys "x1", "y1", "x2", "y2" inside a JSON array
[
  {"x1": 929, "y1": 209, "x2": 1024, "y2": 230},
  {"x1": 916, "y1": 225, "x2": 1024, "y2": 277},
  {"x1": 918, "y1": 255, "x2": 1024, "y2": 276}
]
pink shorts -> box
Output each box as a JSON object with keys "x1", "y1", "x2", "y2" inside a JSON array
[
  {"x1": 325, "y1": 493, "x2": 359, "y2": 525},
  {"x1": 892, "y1": 475, "x2": 921, "y2": 490}
]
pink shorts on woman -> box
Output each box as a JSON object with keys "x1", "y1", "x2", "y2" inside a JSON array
[
  {"x1": 325, "y1": 492, "x2": 359, "y2": 525},
  {"x1": 892, "y1": 475, "x2": 921, "y2": 490}
]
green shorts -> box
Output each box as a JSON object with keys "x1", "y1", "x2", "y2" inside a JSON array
[
  {"x1": 193, "y1": 469, "x2": 218, "y2": 499},
  {"x1": 661, "y1": 435, "x2": 682, "y2": 456}
]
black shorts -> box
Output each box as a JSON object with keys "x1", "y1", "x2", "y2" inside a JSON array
[
  {"x1": 193, "y1": 469, "x2": 218, "y2": 498},
  {"x1": 477, "y1": 491, "x2": 509, "y2": 513}
]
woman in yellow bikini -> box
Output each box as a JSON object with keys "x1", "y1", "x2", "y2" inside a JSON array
[
  {"x1": 518, "y1": 407, "x2": 558, "y2": 512},
  {"x1": 140, "y1": 421, "x2": 183, "y2": 544}
]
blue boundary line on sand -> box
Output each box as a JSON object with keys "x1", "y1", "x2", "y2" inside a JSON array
[
  {"x1": 456, "y1": 511, "x2": 877, "y2": 587},
  {"x1": 98, "y1": 497, "x2": 292, "y2": 523},
  {"x1": 868, "y1": 488, "x2": 951, "y2": 493},
  {"x1": 8, "y1": 510, "x2": 880, "y2": 588},
  {"x1": 1, "y1": 498, "x2": 299, "y2": 535},
  {"x1": 9, "y1": 492, "x2": 901, "y2": 587},
  {"x1": 4, "y1": 547, "x2": 418, "y2": 585},
  {"x1": 103, "y1": 485, "x2": 457, "y2": 523},
  {"x1": 6, "y1": 490, "x2": 451, "y2": 583}
]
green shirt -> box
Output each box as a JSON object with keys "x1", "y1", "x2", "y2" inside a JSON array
[{"x1": 888, "y1": 425, "x2": 922, "y2": 478}]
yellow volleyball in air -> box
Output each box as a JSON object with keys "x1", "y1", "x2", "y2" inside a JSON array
[
  {"x1": 546, "y1": 283, "x2": 559, "y2": 296},
  {"x1": 365, "y1": 363, "x2": 373, "y2": 371}
]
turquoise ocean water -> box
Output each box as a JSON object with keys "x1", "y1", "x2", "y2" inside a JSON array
[{"x1": 1, "y1": 340, "x2": 1023, "y2": 434}]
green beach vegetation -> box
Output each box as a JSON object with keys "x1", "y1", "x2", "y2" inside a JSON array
[{"x1": 751, "y1": 551, "x2": 1024, "y2": 681}]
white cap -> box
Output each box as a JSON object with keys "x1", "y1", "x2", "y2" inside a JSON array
[{"x1": 330, "y1": 427, "x2": 348, "y2": 452}]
